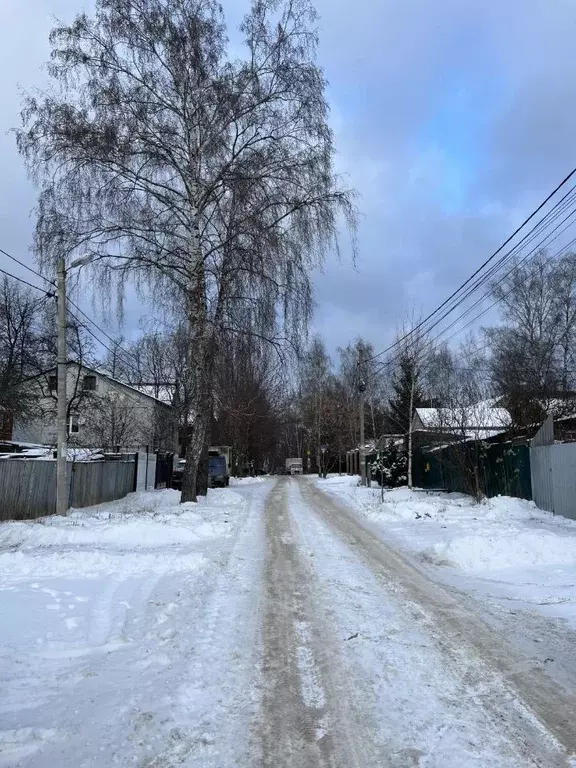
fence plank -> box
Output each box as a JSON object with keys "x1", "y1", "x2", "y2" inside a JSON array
[
  {"x1": 551, "y1": 444, "x2": 576, "y2": 520},
  {"x1": 70, "y1": 459, "x2": 136, "y2": 508},
  {"x1": 0, "y1": 457, "x2": 137, "y2": 522},
  {"x1": 417, "y1": 442, "x2": 531, "y2": 500},
  {"x1": 0, "y1": 460, "x2": 56, "y2": 521},
  {"x1": 530, "y1": 446, "x2": 554, "y2": 514}
]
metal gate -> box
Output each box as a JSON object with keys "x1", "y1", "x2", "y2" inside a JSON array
[{"x1": 154, "y1": 452, "x2": 174, "y2": 489}]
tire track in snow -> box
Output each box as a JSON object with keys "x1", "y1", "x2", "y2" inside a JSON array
[{"x1": 255, "y1": 478, "x2": 385, "y2": 767}]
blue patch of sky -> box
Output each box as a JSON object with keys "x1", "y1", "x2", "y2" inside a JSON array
[{"x1": 417, "y1": 23, "x2": 507, "y2": 214}]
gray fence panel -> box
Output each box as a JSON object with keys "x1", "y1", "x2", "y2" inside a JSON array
[
  {"x1": 532, "y1": 415, "x2": 555, "y2": 446},
  {"x1": 0, "y1": 460, "x2": 56, "y2": 521},
  {"x1": 550, "y1": 444, "x2": 576, "y2": 520},
  {"x1": 530, "y1": 446, "x2": 554, "y2": 514},
  {"x1": 70, "y1": 459, "x2": 136, "y2": 508},
  {"x1": 0, "y1": 458, "x2": 137, "y2": 521},
  {"x1": 531, "y1": 443, "x2": 576, "y2": 519}
]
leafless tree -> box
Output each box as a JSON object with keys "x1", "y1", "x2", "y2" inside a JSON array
[
  {"x1": 211, "y1": 330, "x2": 286, "y2": 473},
  {"x1": 0, "y1": 277, "x2": 44, "y2": 427},
  {"x1": 486, "y1": 250, "x2": 576, "y2": 424},
  {"x1": 299, "y1": 336, "x2": 332, "y2": 477},
  {"x1": 31, "y1": 303, "x2": 97, "y2": 434},
  {"x1": 18, "y1": 0, "x2": 356, "y2": 501},
  {"x1": 338, "y1": 338, "x2": 385, "y2": 444},
  {"x1": 387, "y1": 322, "x2": 430, "y2": 488}
]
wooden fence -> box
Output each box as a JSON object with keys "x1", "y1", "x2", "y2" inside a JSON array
[{"x1": 0, "y1": 457, "x2": 138, "y2": 521}]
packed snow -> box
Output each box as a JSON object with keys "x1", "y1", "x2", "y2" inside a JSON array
[
  {"x1": 314, "y1": 475, "x2": 576, "y2": 626},
  {"x1": 0, "y1": 484, "x2": 268, "y2": 767},
  {"x1": 230, "y1": 475, "x2": 269, "y2": 485}
]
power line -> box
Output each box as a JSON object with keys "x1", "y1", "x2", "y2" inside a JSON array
[
  {"x1": 66, "y1": 308, "x2": 144, "y2": 381},
  {"x1": 0, "y1": 246, "x2": 55, "y2": 288},
  {"x1": 0, "y1": 244, "x2": 143, "y2": 378},
  {"x1": 365, "y1": 198, "x2": 576, "y2": 383},
  {"x1": 367, "y1": 231, "x2": 576, "y2": 390},
  {"x1": 0, "y1": 265, "x2": 56, "y2": 297},
  {"x1": 66, "y1": 298, "x2": 143, "y2": 377},
  {"x1": 364, "y1": 166, "x2": 576, "y2": 364}
]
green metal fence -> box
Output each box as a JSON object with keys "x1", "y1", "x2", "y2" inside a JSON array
[{"x1": 414, "y1": 441, "x2": 532, "y2": 500}]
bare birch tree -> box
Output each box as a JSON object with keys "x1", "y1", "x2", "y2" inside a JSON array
[{"x1": 17, "y1": 0, "x2": 356, "y2": 500}]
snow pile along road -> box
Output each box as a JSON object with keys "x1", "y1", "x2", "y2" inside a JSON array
[
  {"x1": 0, "y1": 488, "x2": 246, "y2": 579},
  {"x1": 315, "y1": 476, "x2": 576, "y2": 625}
]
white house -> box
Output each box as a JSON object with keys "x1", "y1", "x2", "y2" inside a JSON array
[{"x1": 12, "y1": 363, "x2": 175, "y2": 452}]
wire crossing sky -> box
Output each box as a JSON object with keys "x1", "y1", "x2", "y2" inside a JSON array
[{"x1": 2, "y1": 0, "x2": 576, "y2": 354}]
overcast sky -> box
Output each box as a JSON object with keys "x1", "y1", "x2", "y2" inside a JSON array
[{"x1": 2, "y1": 0, "x2": 576, "y2": 360}]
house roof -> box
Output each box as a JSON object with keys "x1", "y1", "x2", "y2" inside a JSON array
[
  {"x1": 414, "y1": 398, "x2": 511, "y2": 437},
  {"x1": 27, "y1": 363, "x2": 172, "y2": 408},
  {"x1": 126, "y1": 383, "x2": 174, "y2": 406}
]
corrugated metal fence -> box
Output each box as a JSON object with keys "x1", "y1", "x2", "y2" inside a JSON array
[
  {"x1": 530, "y1": 444, "x2": 576, "y2": 520},
  {"x1": 415, "y1": 442, "x2": 532, "y2": 500},
  {"x1": 0, "y1": 457, "x2": 137, "y2": 521}
]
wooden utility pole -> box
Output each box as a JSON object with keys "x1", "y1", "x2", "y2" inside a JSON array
[
  {"x1": 56, "y1": 257, "x2": 68, "y2": 516},
  {"x1": 358, "y1": 351, "x2": 366, "y2": 486}
]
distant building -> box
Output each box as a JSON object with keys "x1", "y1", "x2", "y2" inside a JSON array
[
  {"x1": 12, "y1": 363, "x2": 175, "y2": 452},
  {"x1": 411, "y1": 398, "x2": 511, "y2": 444}
]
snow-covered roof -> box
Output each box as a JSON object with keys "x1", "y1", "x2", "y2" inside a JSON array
[
  {"x1": 414, "y1": 399, "x2": 511, "y2": 435},
  {"x1": 126, "y1": 384, "x2": 174, "y2": 405},
  {"x1": 0, "y1": 445, "x2": 105, "y2": 461}
]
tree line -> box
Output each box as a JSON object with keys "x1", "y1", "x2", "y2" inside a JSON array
[{"x1": 3, "y1": 242, "x2": 576, "y2": 480}]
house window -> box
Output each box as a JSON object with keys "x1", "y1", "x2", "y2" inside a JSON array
[
  {"x1": 83, "y1": 375, "x2": 97, "y2": 391},
  {"x1": 69, "y1": 415, "x2": 79, "y2": 434},
  {"x1": 48, "y1": 375, "x2": 57, "y2": 392}
]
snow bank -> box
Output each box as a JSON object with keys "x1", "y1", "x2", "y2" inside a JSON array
[
  {"x1": 424, "y1": 530, "x2": 576, "y2": 571},
  {"x1": 0, "y1": 549, "x2": 207, "y2": 580},
  {"x1": 315, "y1": 477, "x2": 576, "y2": 625},
  {"x1": 0, "y1": 516, "x2": 229, "y2": 551},
  {"x1": 0, "y1": 487, "x2": 248, "y2": 583},
  {"x1": 315, "y1": 478, "x2": 576, "y2": 573}
]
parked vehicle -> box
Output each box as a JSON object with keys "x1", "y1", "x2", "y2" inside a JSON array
[
  {"x1": 209, "y1": 455, "x2": 229, "y2": 487},
  {"x1": 171, "y1": 458, "x2": 186, "y2": 490},
  {"x1": 173, "y1": 447, "x2": 231, "y2": 490},
  {"x1": 285, "y1": 457, "x2": 303, "y2": 475}
]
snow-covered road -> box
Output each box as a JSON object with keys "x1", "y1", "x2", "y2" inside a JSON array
[{"x1": 2, "y1": 477, "x2": 576, "y2": 766}]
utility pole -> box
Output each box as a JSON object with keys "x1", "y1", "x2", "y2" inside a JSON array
[
  {"x1": 55, "y1": 252, "x2": 96, "y2": 515},
  {"x1": 56, "y1": 257, "x2": 68, "y2": 516},
  {"x1": 358, "y1": 351, "x2": 366, "y2": 486}
]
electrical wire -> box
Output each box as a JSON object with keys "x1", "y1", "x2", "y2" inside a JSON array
[
  {"x1": 66, "y1": 308, "x2": 145, "y2": 382},
  {"x1": 364, "y1": 200, "x2": 576, "y2": 383},
  {"x1": 0, "y1": 247, "x2": 55, "y2": 288},
  {"x1": 66, "y1": 298, "x2": 143, "y2": 379},
  {"x1": 0, "y1": 244, "x2": 144, "y2": 379},
  {"x1": 0, "y1": 265, "x2": 55, "y2": 297},
  {"x1": 364, "y1": 166, "x2": 576, "y2": 364}
]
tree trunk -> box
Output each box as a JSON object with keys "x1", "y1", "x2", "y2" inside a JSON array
[
  {"x1": 370, "y1": 400, "x2": 376, "y2": 442},
  {"x1": 181, "y1": 406, "x2": 209, "y2": 502},
  {"x1": 197, "y1": 408, "x2": 212, "y2": 496},
  {"x1": 181, "y1": 264, "x2": 212, "y2": 503},
  {"x1": 197, "y1": 440, "x2": 209, "y2": 496}
]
